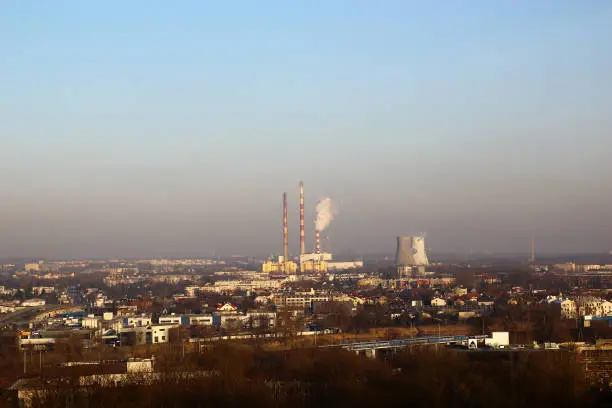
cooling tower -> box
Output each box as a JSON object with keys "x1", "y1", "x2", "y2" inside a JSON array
[{"x1": 395, "y1": 236, "x2": 429, "y2": 266}]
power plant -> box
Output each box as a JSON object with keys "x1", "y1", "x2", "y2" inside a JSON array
[
  {"x1": 264, "y1": 185, "x2": 428, "y2": 276},
  {"x1": 262, "y1": 192, "x2": 297, "y2": 274},
  {"x1": 395, "y1": 235, "x2": 429, "y2": 277},
  {"x1": 263, "y1": 182, "x2": 332, "y2": 274}
]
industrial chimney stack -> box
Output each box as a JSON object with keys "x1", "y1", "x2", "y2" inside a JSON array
[
  {"x1": 299, "y1": 181, "x2": 305, "y2": 255},
  {"x1": 283, "y1": 192, "x2": 288, "y2": 262},
  {"x1": 315, "y1": 230, "x2": 321, "y2": 254}
]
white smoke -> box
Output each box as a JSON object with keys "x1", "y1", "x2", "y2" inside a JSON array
[{"x1": 315, "y1": 198, "x2": 335, "y2": 232}]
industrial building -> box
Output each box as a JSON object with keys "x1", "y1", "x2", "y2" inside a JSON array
[
  {"x1": 300, "y1": 252, "x2": 332, "y2": 273},
  {"x1": 395, "y1": 235, "x2": 429, "y2": 277},
  {"x1": 327, "y1": 261, "x2": 364, "y2": 271},
  {"x1": 262, "y1": 255, "x2": 297, "y2": 274},
  {"x1": 263, "y1": 182, "x2": 335, "y2": 274}
]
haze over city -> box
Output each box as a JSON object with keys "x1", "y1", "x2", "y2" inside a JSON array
[{"x1": 1, "y1": 2, "x2": 611, "y2": 259}]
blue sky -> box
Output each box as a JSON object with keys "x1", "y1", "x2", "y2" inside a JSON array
[{"x1": 1, "y1": 1, "x2": 611, "y2": 258}]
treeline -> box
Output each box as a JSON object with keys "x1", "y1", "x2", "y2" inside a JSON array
[{"x1": 28, "y1": 345, "x2": 612, "y2": 408}]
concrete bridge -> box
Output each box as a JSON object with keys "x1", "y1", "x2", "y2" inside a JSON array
[{"x1": 325, "y1": 334, "x2": 490, "y2": 358}]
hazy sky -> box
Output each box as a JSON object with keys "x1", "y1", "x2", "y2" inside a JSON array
[{"x1": 1, "y1": 1, "x2": 611, "y2": 259}]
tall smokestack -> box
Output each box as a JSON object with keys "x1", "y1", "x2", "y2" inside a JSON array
[
  {"x1": 315, "y1": 230, "x2": 320, "y2": 254},
  {"x1": 299, "y1": 181, "x2": 305, "y2": 255},
  {"x1": 283, "y1": 192, "x2": 288, "y2": 262},
  {"x1": 531, "y1": 237, "x2": 535, "y2": 263}
]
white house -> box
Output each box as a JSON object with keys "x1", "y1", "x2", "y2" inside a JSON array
[
  {"x1": 246, "y1": 311, "x2": 276, "y2": 328},
  {"x1": 81, "y1": 316, "x2": 101, "y2": 329},
  {"x1": 158, "y1": 314, "x2": 214, "y2": 326},
  {"x1": 158, "y1": 315, "x2": 182, "y2": 325},
  {"x1": 217, "y1": 303, "x2": 238, "y2": 313},
  {"x1": 213, "y1": 313, "x2": 248, "y2": 330},
  {"x1": 542, "y1": 296, "x2": 576, "y2": 319},
  {"x1": 123, "y1": 315, "x2": 153, "y2": 328},
  {"x1": 187, "y1": 315, "x2": 213, "y2": 326},
  {"x1": 431, "y1": 297, "x2": 447, "y2": 307},
  {"x1": 151, "y1": 325, "x2": 174, "y2": 344}
]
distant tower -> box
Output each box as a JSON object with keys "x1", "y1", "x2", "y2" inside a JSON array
[
  {"x1": 283, "y1": 192, "x2": 288, "y2": 263},
  {"x1": 300, "y1": 181, "x2": 305, "y2": 255},
  {"x1": 395, "y1": 236, "x2": 429, "y2": 277},
  {"x1": 531, "y1": 237, "x2": 535, "y2": 264}
]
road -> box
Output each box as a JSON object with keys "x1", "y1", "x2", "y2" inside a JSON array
[{"x1": 0, "y1": 306, "x2": 50, "y2": 327}]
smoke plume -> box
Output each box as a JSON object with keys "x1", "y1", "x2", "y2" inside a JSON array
[{"x1": 315, "y1": 198, "x2": 335, "y2": 232}]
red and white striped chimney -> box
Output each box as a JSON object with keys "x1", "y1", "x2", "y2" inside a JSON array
[
  {"x1": 299, "y1": 181, "x2": 305, "y2": 255},
  {"x1": 283, "y1": 192, "x2": 288, "y2": 262}
]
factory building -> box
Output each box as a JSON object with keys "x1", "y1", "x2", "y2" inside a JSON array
[
  {"x1": 327, "y1": 261, "x2": 364, "y2": 271},
  {"x1": 300, "y1": 252, "x2": 331, "y2": 273},
  {"x1": 264, "y1": 181, "x2": 337, "y2": 274},
  {"x1": 262, "y1": 256, "x2": 297, "y2": 274}
]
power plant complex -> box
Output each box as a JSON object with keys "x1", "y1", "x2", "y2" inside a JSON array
[
  {"x1": 264, "y1": 182, "x2": 438, "y2": 276},
  {"x1": 262, "y1": 182, "x2": 343, "y2": 274}
]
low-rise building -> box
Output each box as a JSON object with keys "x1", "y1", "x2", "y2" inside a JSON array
[
  {"x1": 24, "y1": 263, "x2": 42, "y2": 272},
  {"x1": 119, "y1": 324, "x2": 177, "y2": 346},
  {"x1": 21, "y1": 299, "x2": 46, "y2": 307},
  {"x1": 32, "y1": 286, "x2": 55, "y2": 295},
  {"x1": 327, "y1": 261, "x2": 364, "y2": 271},
  {"x1": 246, "y1": 311, "x2": 276, "y2": 328},
  {"x1": 123, "y1": 315, "x2": 152, "y2": 328},
  {"x1": 187, "y1": 315, "x2": 214, "y2": 326},
  {"x1": 477, "y1": 295, "x2": 494, "y2": 307},
  {"x1": 81, "y1": 316, "x2": 102, "y2": 330},
  {"x1": 158, "y1": 315, "x2": 182, "y2": 325},
  {"x1": 158, "y1": 314, "x2": 214, "y2": 326},
  {"x1": 431, "y1": 297, "x2": 447, "y2": 307},
  {"x1": 575, "y1": 296, "x2": 612, "y2": 317},
  {"x1": 213, "y1": 313, "x2": 248, "y2": 330},
  {"x1": 542, "y1": 295, "x2": 577, "y2": 319}
]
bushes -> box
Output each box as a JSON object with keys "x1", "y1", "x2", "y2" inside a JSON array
[{"x1": 29, "y1": 345, "x2": 611, "y2": 408}]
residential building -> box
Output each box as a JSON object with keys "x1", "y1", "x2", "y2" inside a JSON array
[
  {"x1": 246, "y1": 311, "x2": 276, "y2": 328},
  {"x1": 431, "y1": 297, "x2": 447, "y2": 307},
  {"x1": 158, "y1": 315, "x2": 182, "y2": 325},
  {"x1": 32, "y1": 286, "x2": 55, "y2": 295},
  {"x1": 123, "y1": 315, "x2": 152, "y2": 328},
  {"x1": 119, "y1": 324, "x2": 177, "y2": 346}
]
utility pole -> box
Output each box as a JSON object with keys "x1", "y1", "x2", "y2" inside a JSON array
[{"x1": 436, "y1": 323, "x2": 441, "y2": 353}]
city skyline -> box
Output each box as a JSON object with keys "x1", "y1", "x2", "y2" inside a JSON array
[{"x1": 1, "y1": 2, "x2": 611, "y2": 258}]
